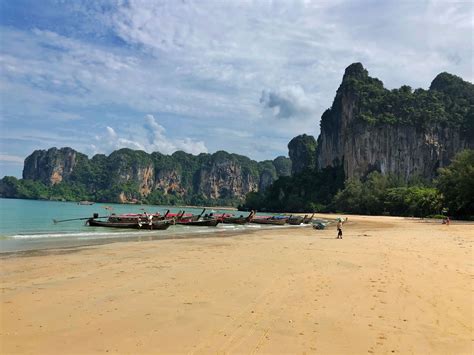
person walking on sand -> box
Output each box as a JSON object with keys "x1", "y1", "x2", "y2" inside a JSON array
[{"x1": 336, "y1": 218, "x2": 344, "y2": 239}]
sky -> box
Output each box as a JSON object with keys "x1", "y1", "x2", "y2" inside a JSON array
[{"x1": 0, "y1": 0, "x2": 472, "y2": 178}]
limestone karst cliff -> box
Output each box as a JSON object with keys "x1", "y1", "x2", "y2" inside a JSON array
[
  {"x1": 15, "y1": 147, "x2": 291, "y2": 204},
  {"x1": 288, "y1": 134, "x2": 317, "y2": 175},
  {"x1": 316, "y1": 63, "x2": 474, "y2": 180},
  {"x1": 23, "y1": 147, "x2": 89, "y2": 185}
]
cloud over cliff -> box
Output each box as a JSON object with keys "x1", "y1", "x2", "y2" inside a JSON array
[
  {"x1": 95, "y1": 115, "x2": 208, "y2": 156},
  {"x1": 260, "y1": 86, "x2": 316, "y2": 119}
]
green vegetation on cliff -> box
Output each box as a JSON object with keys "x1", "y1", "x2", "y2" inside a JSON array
[
  {"x1": 336, "y1": 63, "x2": 474, "y2": 131},
  {"x1": 288, "y1": 134, "x2": 317, "y2": 174},
  {"x1": 272, "y1": 156, "x2": 292, "y2": 177},
  {"x1": 0, "y1": 148, "x2": 292, "y2": 206},
  {"x1": 242, "y1": 150, "x2": 474, "y2": 218},
  {"x1": 240, "y1": 165, "x2": 345, "y2": 212}
]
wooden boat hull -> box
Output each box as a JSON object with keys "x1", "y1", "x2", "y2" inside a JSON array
[
  {"x1": 222, "y1": 217, "x2": 248, "y2": 224},
  {"x1": 221, "y1": 211, "x2": 254, "y2": 224},
  {"x1": 251, "y1": 218, "x2": 286, "y2": 226},
  {"x1": 87, "y1": 219, "x2": 172, "y2": 230},
  {"x1": 288, "y1": 217, "x2": 304, "y2": 225},
  {"x1": 177, "y1": 219, "x2": 220, "y2": 227},
  {"x1": 107, "y1": 213, "x2": 168, "y2": 224}
]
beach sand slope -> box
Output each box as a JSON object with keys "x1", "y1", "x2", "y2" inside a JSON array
[{"x1": 1, "y1": 215, "x2": 472, "y2": 354}]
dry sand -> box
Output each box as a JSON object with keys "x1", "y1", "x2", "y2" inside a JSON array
[{"x1": 0, "y1": 215, "x2": 472, "y2": 354}]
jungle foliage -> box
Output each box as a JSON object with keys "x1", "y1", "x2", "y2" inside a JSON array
[
  {"x1": 0, "y1": 149, "x2": 292, "y2": 207},
  {"x1": 340, "y1": 65, "x2": 474, "y2": 132},
  {"x1": 241, "y1": 150, "x2": 474, "y2": 218}
]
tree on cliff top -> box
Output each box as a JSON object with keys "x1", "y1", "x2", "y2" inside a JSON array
[
  {"x1": 328, "y1": 62, "x2": 474, "y2": 130},
  {"x1": 288, "y1": 134, "x2": 317, "y2": 175}
]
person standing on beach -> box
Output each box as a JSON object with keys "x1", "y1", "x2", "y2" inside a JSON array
[{"x1": 336, "y1": 219, "x2": 344, "y2": 239}]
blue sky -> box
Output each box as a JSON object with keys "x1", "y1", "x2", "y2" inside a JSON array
[{"x1": 0, "y1": 0, "x2": 472, "y2": 177}]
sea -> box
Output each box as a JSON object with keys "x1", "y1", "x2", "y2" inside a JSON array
[{"x1": 0, "y1": 198, "x2": 300, "y2": 253}]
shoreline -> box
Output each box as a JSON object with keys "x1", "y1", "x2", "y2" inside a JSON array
[
  {"x1": 0, "y1": 211, "x2": 331, "y2": 254},
  {"x1": 1, "y1": 213, "x2": 471, "y2": 255},
  {"x1": 1, "y1": 215, "x2": 472, "y2": 354},
  {"x1": 0, "y1": 227, "x2": 262, "y2": 258}
]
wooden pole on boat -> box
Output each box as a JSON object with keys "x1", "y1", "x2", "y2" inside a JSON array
[
  {"x1": 198, "y1": 208, "x2": 206, "y2": 218},
  {"x1": 53, "y1": 215, "x2": 107, "y2": 224}
]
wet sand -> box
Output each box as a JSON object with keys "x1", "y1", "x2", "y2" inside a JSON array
[{"x1": 0, "y1": 215, "x2": 472, "y2": 354}]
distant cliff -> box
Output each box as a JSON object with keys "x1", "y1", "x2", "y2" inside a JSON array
[
  {"x1": 23, "y1": 147, "x2": 89, "y2": 185},
  {"x1": 316, "y1": 63, "x2": 474, "y2": 180},
  {"x1": 5, "y1": 147, "x2": 291, "y2": 205},
  {"x1": 288, "y1": 134, "x2": 317, "y2": 175}
]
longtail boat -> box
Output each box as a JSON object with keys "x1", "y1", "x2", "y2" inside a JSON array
[
  {"x1": 176, "y1": 218, "x2": 220, "y2": 227},
  {"x1": 303, "y1": 213, "x2": 315, "y2": 224},
  {"x1": 218, "y1": 210, "x2": 255, "y2": 224},
  {"x1": 86, "y1": 218, "x2": 173, "y2": 230},
  {"x1": 287, "y1": 215, "x2": 305, "y2": 225},
  {"x1": 175, "y1": 209, "x2": 206, "y2": 222},
  {"x1": 251, "y1": 216, "x2": 287, "y2": 225},
  {"x1": 107, "y1": 210, "x2": 170, "y2": 224},
  {"x1": 77, "y1": 200, "x2": 94, "y2": 205}
]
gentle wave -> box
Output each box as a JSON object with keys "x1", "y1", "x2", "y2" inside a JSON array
[
  {"x1": 3, "y1": 223, "x2": 309, "y2": 240},
  {"x1": 6, "y1": 231, "x2": 138, "y2": 240},
  {"x1": 3, "y1": 225, "x2": 236, "y2": 239}
]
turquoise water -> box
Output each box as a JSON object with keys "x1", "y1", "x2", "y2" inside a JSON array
[{"x1": 0, "y1": 198, "x2": 291, "y2": 252}]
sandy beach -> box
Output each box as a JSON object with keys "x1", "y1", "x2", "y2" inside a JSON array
[{"x1": 0, "y1": 215, "x2": 472, "y2": 354}]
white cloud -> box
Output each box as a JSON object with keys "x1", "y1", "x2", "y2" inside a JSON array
[
  {"x1": 94, "y1": 115, "x2": 208, "y2": 156},
  {"x1": 0, "y1": 154, "x2": 24, "y2": 164},
  {"x1": 106, "y1": 126, "x2": 117, "y2": 139},
  {"x1": 260, "y1": 85, "x2": 317, "y2": 119}
]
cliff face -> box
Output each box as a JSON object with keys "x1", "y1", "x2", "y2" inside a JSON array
[
  {"x1": 20, "y1": 147, "x2": 291, "y2": 204},
  {"x1": 288, "y1": 134, "x2": 317, "y2": 174},
  {"x1": 195, "y1": 157, "x2": 258, "y2": 200},
  {"x1": 316, "y1": 63, "x2": 474, "y2": 181},
  {"x1": 23, "y1": 147, "x2": 88, "y2": 185}
]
